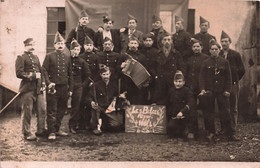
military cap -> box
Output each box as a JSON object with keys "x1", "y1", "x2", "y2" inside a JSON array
[
  {"x1": 103, "y1": 37, "x2": 113, "y2": 43},
  {"x1": 221, "y1": 30, "x2": 232, "y2": 43},
  {"x1": 79, "y1": 10, "x2": 88, "y2": 18},
  {"x1": 128, "y1": 13, "x2": 137, "y2": 22},
  {"x1": 70, "y1": 39, "x2": 81, "y2": 50},
  {"x1": 200, "y1": 16, "x2": 209, "y2": 24},
  {"x1": 24, "y1": 38, "x2": 34, "y2": 46},
  {"x1": 143, "y1": 32, "x2": 155, "y2": 41},
  {"x1": 129, "y1": 36, "x2": 140, "y2": 44},
  {"x1": 103, "y1": 16, "x2": 114, "y2": 23},
  {"x1": 152, "y1": 14, "x2": 162, "y2": 23},
  {"x1": 174, "y1": 71, "x2": 185, "y2": 81},
  {"x1": 54, "y1": 31, "x2": 65, "y2": 44},
  {"x1": 175, "y1": 15, "x2": 184, "y2": 23},
  {"x1": 99, "y1": 64, "x2": 110, "y2": 74},
  {"x1": 84, "y1": 35, "x2": 94, "y2": 45},
  {"x1": 209, "y1": 40, "x2": 221, "y2": 49},
  {"x1": 191, "y1": 38, "x2": 203, "y2": 46}
]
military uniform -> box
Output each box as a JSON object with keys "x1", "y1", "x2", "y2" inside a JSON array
[
  {"x1": 42, "y1": 50, "x2": 73, "y2": 134},
  {"x1": 120, "y1": 28, "x2": 143, "y2": 53},
  {"x1": 15, "y1": 51, "x2": 46, "y2": 138},
  {"x1": 220, "y1": 49, "x2": 245, "y2": 130},
  {"x1": 79, "y1": 51, "x2": 99, "y2": 81},
  {"x1": 166, "y1": 86, "x2": 195, "y2": 137},
  {"x1": 68, "y1": 56, "x2": 90, "y2": 130},
  {"x1": 139, "y1": 46, "x2": 158, "y2": 76},
  {"x1": 172, "y1": 29, "x2": 192, "y2": 63},
  {"x1": 151, "y1": 49, "x2": 185, "y2": 104},
  {"x1": 199, "y1": 56, "x2": 234, "y2": 135},
  {"x1": 150, "y1": 27, "x2": 168, "y2": 49},
  {"x1": 193, "y1": 32, "x2": 216, "y2": 56}
]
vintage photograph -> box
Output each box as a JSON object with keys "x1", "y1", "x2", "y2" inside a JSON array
[{"x1": 0, "y1": 0, "x2": 259, "y2": 167}]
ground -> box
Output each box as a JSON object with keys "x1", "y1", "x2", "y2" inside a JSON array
[{"x1": 0, "y1": 111, "x2": 260, "y2": 162}]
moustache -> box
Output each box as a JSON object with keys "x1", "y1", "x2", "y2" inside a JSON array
[{"x1": 58, "y1": 47, "x2": 63, "y2": 49}]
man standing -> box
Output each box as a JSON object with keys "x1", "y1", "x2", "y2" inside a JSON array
[
  {"x1": 66, "y1": 10, "x2": 95, "y2": 54},
  {"x1": 43, "y1": 32, "x2": 73, "y2": 140},
  {"x1": 150, "y1": 15, "x2": 169, "y2": 49},
  {"x1": 68, "y1": 40, "x2": 90, "y2": 133},
  {"x1": 15, "y1": 38, "x2": 46, "y2": 141},
  {"x1": 193, "y1": 16, "x2": 216, "y2": 56},
  {"x1": 220, "y1": 30, "x2": 245, "y2": 135},
  {"x1": 172, "y1": 15, "x2": 192, "y2": 63},
  {"x1": 120, "y1": 13, "x2": 143, "y2": 53},
  {"x1": 152, "y1": 34, "x2": 185, "y2": 105}
]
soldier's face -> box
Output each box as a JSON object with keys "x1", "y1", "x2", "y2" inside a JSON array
[
  {"x1": 162, "y1": 36, "x2": 172, "y2": 48},
  {"x1": 220, "y1": 38, "x2": 231, "y2": 50},
  {"x1": 103, "y1": 41, "x2": 113, "y2": 51},
  {"x1": 100, "y1": 70, "x2": 111, "y2": 83},
  {"x1": 175, "y1": 21, "x2": 184, "y2": 32},
  {"x1": 200, "y1": 22, "x2": 209, "y2": 33},
  {"x1": 152, "y1": 21, "x2": 162, "y2": 30},
  {"x1": 192, "y1": 42, "x2": 202, "y2": 54},
  {"x1": 54, "y1": 42, "x2": 65, "y2": 51},
  {"x1": 128, "y1": 20, "x2": 137, "y2": 29},
  {"x1": 144, "y1": 38, "x2": 153, "y2": 47},
  {"x1": 210, "y1": 45, "x2": 220, "y2": 57},
  {"x1": 25, "y1": 41, "x2": 35, "y2": 52},
  {"x1": 174, "y1": 79, "x2": 185, "y2": 89},
  {"x1": 79, "y1": 17, "x2": 89, "y2": 26},
  {"x1": 104, "y1": 21, "x2": 113, "y2": 31},
  {"x1": 128, "y1": 40, "x2": 139, "y2": 51},
  {"x1": 71, "y1": 46, "x2": 81, "y2": 57},
  {"x1": 84, "y1": 43, "x2": 94, "y2": 52}
]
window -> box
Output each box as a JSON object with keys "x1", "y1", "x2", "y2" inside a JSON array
[
  {"x1": 160, "y1": 11, "x2": 173, "y2": 33},
  {"x1": 46, "y1": 7, "x2": 65, "y2": 53}
]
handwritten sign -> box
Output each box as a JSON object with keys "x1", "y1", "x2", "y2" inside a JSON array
[{"x1": 125, "y1": 105, "x2": 167, "y2": 134}]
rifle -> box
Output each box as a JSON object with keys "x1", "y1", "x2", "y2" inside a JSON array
[{"x1": 0, "y1": 92, "x2": 21, "y2": 114}]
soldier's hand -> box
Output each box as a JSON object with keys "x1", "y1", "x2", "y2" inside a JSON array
[
  {"x1": 40, "y1": 82, "x2": 46, "y2": 92},
  {"x1": 97, "y1": 26, "x2": 104, "y2": 32},
  {"x1": 48, "y1": 83, "x2": 55, "y2": 89},
  {"x1": 176, "y1": 112, "x2": 183, "y2": 119},
  {"x1": 36, "y1": 72, "x2": 41, "y2": 79},
  {"x1": 199, "y1": 90, "x2": 206, "y2": 96},
  {"x1": 68, "y1": 91, "x2": 72, "y2": 97},
  {"x1": 120, "y1": 28, "x2": 126, "y2": 33},
  {"x1": 91, "y1": 101, "x2": 99, "y2": 110},
  {"x1": 223, "y1": 91, "x2": 230, "y2": 97}
]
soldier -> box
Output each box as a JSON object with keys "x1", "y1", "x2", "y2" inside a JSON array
[
  {"x1": 68, "y1": 40, "x2": 90, "y2": 133},
  {"x1": 150, "y1": 15, "x2": 169, "y2": 49},
  {"x1": 219, "y1": 31, "x2": 245, "y2": 136},
  {"x1": 42, "y1": 32, "x2": 73, "y2": 140},
  {"x1": 96, "y1": 37, "x2": 121, "y2": 80},
  {"x1": 199, "y1": 41, "x2": 237, "y2": 142},
  {"x1": 87, "y1": 66, "x2": 119, "y2": 135},
  {"x1": 172, "y1": 15, "x2": 192, "y2": 63},
  {"x1": 120, "y1": 13, "x2": 143, "y2": 53},
  {"x1": 66, "y1": 10, "x2": 95, "y2": 54},
  {"x1": 15, "y1": 38, "x2": 47, "y2": 141},
  {"x1": 79, "y1": 36, "x2": 99, "y2": 130},
  {"x1": 193, "y1": 16, "x2": 216, "y2": 56},
  {"x1": 94, "y1": 16, "x2": 121, "y2": 53},
  {"x1": 151, "y1": 33, "x2": 185, "y2": 105}
]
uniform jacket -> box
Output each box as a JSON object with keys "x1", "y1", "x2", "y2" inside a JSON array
[
  {"x1": 172, "y1": 29, "x2": 192, "y2": 62},
  {"x1": 120, "y1": 28, "x2": 143, "y2": 53},
  {"x1": 219, "y1": 49, "x2": 245, "y2": 84},
  {"x1": 193, "y1": 32, "x2": 216, "y2": 56},
  {"x1": 66, "y1": 26, "x2": 95, "y2": 54},
  {"x1": 186, "y1": 52, "x2": 208, "y2": 94},
  {"x1": 15, "y1": 52, "x2": 44, "y2": 93},
  {"x1": 140, "y1": 46, "x2": 158, "y2": 77},
  {"x1": 199, "y1": 56, "x2": 232, "y2": 93},
  {"x1": 87, "y1": 80, "x2": 118, "y2": 109},
  {"x1": 94, "y1": 29, "x2": 121, "y2": 53},
  {"x1": 42, "y1": 51, "x2": 73, "y2": 92},
  {"x1": 150, "y1": 27, "x2": 169, "y2": 49},
  {"x1": 71, "y1": 56, "x2": 91, "y2": 89},
  {"x1": 79, "y1": 51, "x2": 99, "y2": 81},
  {"x1": 166, "y1": 86, "x2": 195, "y2": 117}
]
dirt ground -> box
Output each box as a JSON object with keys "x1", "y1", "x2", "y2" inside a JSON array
[{"x1": 0, "y1": 111, "x2": 260, "y2": 162}]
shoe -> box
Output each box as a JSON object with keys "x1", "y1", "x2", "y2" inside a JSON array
[
  {"x1": 206, "y1": 133, "x2": 216, "y2": 144},
  {"x1": 93, "y1": 129, "x2": 102, "y2": 136},
  {"x1": 187, "y1": 133, "x2": 194, "y2": 140},
  {"x1": 228, "y1": 135, "x2": 240, "y2": 141},
  {"x1": 48, "y1": 133, "x2": 56, "y2": 140},
  {"x1": 69, "y1": 128, "x2": 77, "y2": 134},
  {"x1": 24, "y1": 134, "x2": 37, "y2": 141},
  {"x1": 36, "y1": 130, "x2": 49, "y2": 137},
  {"x1": 56, "y1": 130, "x2": 68, "y2": 136}
]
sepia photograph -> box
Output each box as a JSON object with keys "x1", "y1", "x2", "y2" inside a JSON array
[{"x1": 0, "y1": 0, "x2": 259, "y2": 167}]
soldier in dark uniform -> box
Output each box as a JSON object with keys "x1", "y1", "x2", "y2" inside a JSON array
[
  {"x1": 172, "y1": 15, "x2": 192, "y2": 63},
  {"x1": 15, "y1": 38, "x2": 46, "y2": 141},
  {"x1": 66, "y1": 10, "x2": 95, "y2": 54},
  {"x1": 68, "y1": 40, "x2": 90, "y2": 133},
  {"x1": 219, "y1": 31, "x2": 245, "y2": 138},
  {"x1": 42, "y1": 32, "x2": 73, "y2": 140},
  {"x1": 94, "y1": 16, "x2": 121, "y2": 53},
  {"x1": 199, "y1": 41, "x2": 236, "y2": 142},
  {"x1": 193, "y1": 17, "x2": 216, "y2": 56},
  {"x1": 166, "y1": 73, "x2": 195, "y2": 139},
  {"x1": 120, "y1": 37, "x2": 148, "y2": 105},
  {"x1": 78, "y1": 36, "x2": 99, "y2": 130},
  {"x1": 151, "y1": 34, "x2": 185, "y2": 105},
  {"x1": 96, "y1": 37, "x2": 121, "y2": 80},
  {"x1": 150, "y1": 15, "x2": 169, "y2": 49},
  {"x1": 87, "y1": 66, "x2": 119, "y2": 135},
  {"x1": 186, "y1": 39, "x2": 208, "y2": 137}
]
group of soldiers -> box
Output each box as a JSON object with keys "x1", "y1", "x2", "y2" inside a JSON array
[{"x1": 15, "y1": 10, "x2": 245, "y2": 143}]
